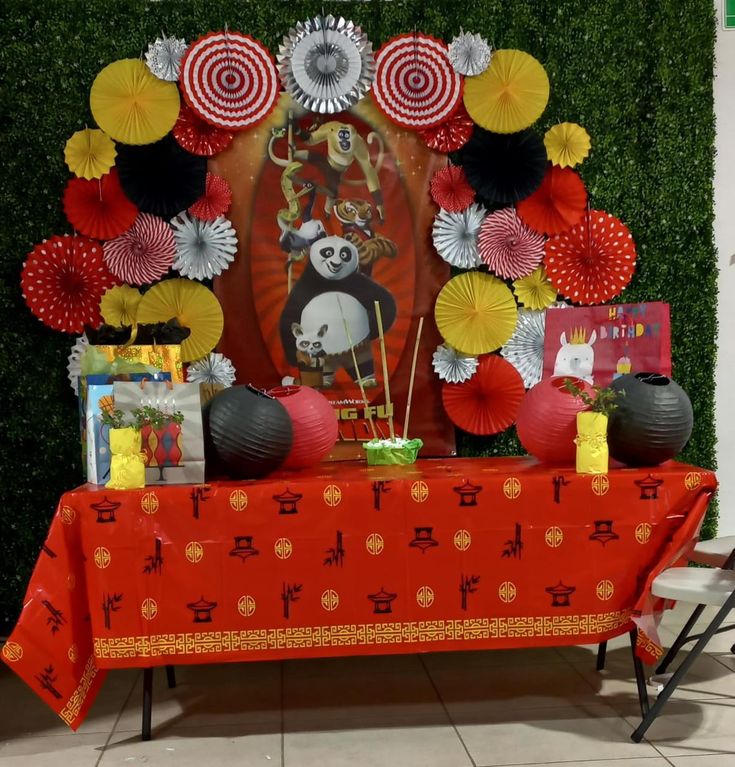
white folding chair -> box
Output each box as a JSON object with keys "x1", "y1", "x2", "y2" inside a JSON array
[
  {"x1": 630, "y1": 556, "x2": 735, "y2": 742},
  {"x1": 654, "y1": 536, "x2": 735, "y2": 676}
]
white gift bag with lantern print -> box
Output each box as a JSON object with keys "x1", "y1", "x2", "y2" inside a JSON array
[{"x1": 113, "y1": 380, "x2": 205, "y2": 485}]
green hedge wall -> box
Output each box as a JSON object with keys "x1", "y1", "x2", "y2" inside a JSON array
[{"x1": 0, "y1": 0, "x2": 717, "y2": 631}]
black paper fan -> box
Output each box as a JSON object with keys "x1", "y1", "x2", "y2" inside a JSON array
[
  {"x1": 458, "y1": 127, "x2": 547, "y2": 205},
  {"x1": 116, "y1": 134, "x2": 207, "y2": 220}
]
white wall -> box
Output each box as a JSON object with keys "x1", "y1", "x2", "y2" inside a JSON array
[{"x1": 714, "y1": 3, "x2": 735, "y2": 533}]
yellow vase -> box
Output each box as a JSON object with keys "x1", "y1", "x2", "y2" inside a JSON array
[
  {"x1": 106, "y1": 427, "x2": 146, "y2": 489},
  {"x1": 575, "y1": 412, "x2": 609, "y2": 475}
]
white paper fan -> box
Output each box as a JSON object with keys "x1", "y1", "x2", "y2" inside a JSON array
[
  {"x1": 171, "y1": 212, "x2": 238, "y2": 280},
  {"x1": 67, "y1": 334, "x2": 89, "y2": 394},
  {"x1": 432, "y1": 343, "x2": 479, "y2": 383},
  {"x1": 432, "y1": 203, "x2": 485, "y2": 269}
]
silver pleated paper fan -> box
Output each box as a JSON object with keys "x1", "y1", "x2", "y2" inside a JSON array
[
  {"x1": 187, "y1": 352, "x2": 237, "y2": 387},
  {"x1": 278, "y1": 15, "x2": 375, "y2": 114},
  {"x1": 432, "y1": 203, "x2": 485, "y2": 269},
  {"x1": 67, "y1": 333, "x2": 89, "y2": 394},
  {"x1": 171, "y1": 212, "x2": 238, "y2": 281},
  {"x1": 501, "y1": 303, "x2": 568, "y2": 388},
  {"x1": 432, "y1": 344, "x2": 479, "y2": 384},
  {"x1": 448, "y1": 30, "x2": 492, "y2": 77},
  {"x1": 145, "y1": 35, "x2": 188, "y2": 82}
]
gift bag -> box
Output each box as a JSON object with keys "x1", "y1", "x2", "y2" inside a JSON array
[
  {"x1": 113, "y1": 380, "x2": 204, "y2": 484},
  {"x1": 106, "y1": 427, "x2": 146, "y2": 489},
  {"x1": 94, "y1": 345, "x2": 183, "y2": 382},
  {"x1": 82, "y1": 373, "x2": 171, "y2": 484},
  {"x1": 543, "y1": 302, "x2": 671, "y2": 388}
]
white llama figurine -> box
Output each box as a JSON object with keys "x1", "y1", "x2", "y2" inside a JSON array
[{"x1": 553, "y1": 328, "x2": 597, "y2": 384}]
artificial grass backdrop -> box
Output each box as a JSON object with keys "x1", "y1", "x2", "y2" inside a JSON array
[{"x1": 0, "y1": 0, "x2": 718, "y2": 630}]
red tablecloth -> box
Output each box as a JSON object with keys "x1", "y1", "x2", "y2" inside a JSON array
[{"x1": 1, "y1": 457, "x2": 717, "y2": 729}]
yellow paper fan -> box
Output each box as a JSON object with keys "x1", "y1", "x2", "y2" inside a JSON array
[
  {"x1": 435, "y1": 272, "x2": 517, "y2": 356},
  {"x1": 90, "y1": 59, "x2": 180, "y2": 146},
  {"x1": 64, "y1": 128, "x2": 117, "y2": 180},
  {"x1": 100, "y1": 285, "x2": 142, "y2": 327},
  {"x1": 463, "y1": 49, "x2": 549, "y2": 134},
  {"x1": 544, "y1": 122, "x2": 591, "y2": 168},
  {"x1": 136, "y1": 278, "x2": 223, "y2": 362},
  {"x1": 512, "y1": 266, "x2": 558, "y2": 310}
]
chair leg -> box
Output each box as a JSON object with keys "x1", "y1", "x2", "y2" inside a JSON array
[
  {"x1": 596, "y1": 641, "x2": 607, "y2": 671},
  {"x1": 629, "y1": 630, "x2": 649, "y2": 719},
  {"x1": 142, "y1": 667, "x2": 153, "y2": 741},
  {"x1": 165, "y1": 665, "x2": 176, "y2": 689},
  {"x1": 631, "y1": 600, "x2": 734, "y2": 743},
  {"x1": 655, "y1": 603, "x2": 706, "y2": 674}
]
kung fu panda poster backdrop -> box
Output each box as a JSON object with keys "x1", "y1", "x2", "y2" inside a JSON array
[{"x1": 211, "y1": 94, "x2": 455, "y2": 459}]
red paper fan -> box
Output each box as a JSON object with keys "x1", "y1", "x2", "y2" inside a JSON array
[
  {"x1": 188, "y1": 173, "x2": 233, "y2": 220},
  {"x1": 420, "y1": 104, "x2": 474, "y2": 153},
  {"x1": 103, "y1": 213, "x2": 176, "y2": 285},
  {"x1": 430, "y1": 166, "x2": 475, "y2": 212},
  {"x1": 173, "y1": 102, "x2": 234, "y2": 156},
  {"x1": 516, "y1": 165, "x2": 587, "y2": 235},
  {"x1": 374, "y1": 34, "x2": 463, "y2": 130},
  {"x1": 21, "y1": 235, "x2": 119, "y2": 333},
  {"x1": 478, "y1": 207, "x2": 545, "y2": 279},
  {"x1": 62, "y1": 169, "x2": 138, "y2": 241},
  {"x1": 180, "y1": 31, "x2": 279, "y2": 131},
  {"x1": 544, "y1": 209, "x2": 637, "y2": 305},
  {"x1": 442, "y1": 354, "x2": 525, "y2": 435}
]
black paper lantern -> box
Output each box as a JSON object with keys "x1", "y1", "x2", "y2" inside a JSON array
[
  {"x1": 208, "y1": 385, "x2": 293, "y2": 479},
  {"x1": 608, "y1": 373, "x2": 693, "y2": 466}
]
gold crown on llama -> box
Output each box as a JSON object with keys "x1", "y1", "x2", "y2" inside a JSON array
[{"x1": 569, "y1": 327, "x2": 589, "y2": 344}]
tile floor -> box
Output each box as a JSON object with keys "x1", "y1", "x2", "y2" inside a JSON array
[{"x1": 1, "y1": 604, "x2": 734, "y2": 766}]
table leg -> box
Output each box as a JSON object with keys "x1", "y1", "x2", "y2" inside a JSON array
[
  {"x1": 142, "y1": 668, "x2": 153, "y2": 741},
  {"x1": 165, "y1": 665, "x2": 177, "y2": 689},
  {"x1": 596, "y1": 641, "x2": 607, "y2": 671}
]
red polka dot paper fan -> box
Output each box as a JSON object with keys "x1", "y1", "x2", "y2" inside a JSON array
[
  {"x1": 516, "y1": 164, "x2": 587, "y2": 236},
  {"x1": 21, "y1": 235, "x2": 119, "y2": 334},
  {"x1": 478, "y1": 207, "x2": 545, "y2": 279},
  {"x1": 419, "y1": 103, "x2": 474, "y2": 153},
  {"x1": 188, "y1": 173, "x2": 233, "y2": 221},
  {"x1": 544, "y1": 209, "x2": 637, "y2": 305},
  {"x1": 62, "y1": 168, "x2": 138, "y2": 241},
  {"x1": 172, "y1": 102, "x2": 235, "y2": 156},
  {"x1": 180, "y1": 31, "x2": 280, "y2": 131},
  {"x1": 374, "y1": 34, "x2": 463, "y2": 130},
  {"x1": 442, "y1": 354, "x2": 525, "y2": 436},
  {"x1": 103, "y1": 212, "x2": 176, "y2": 286},
  {"x1": 430, "y1": 165, "x2": 475, "y2": 212}
]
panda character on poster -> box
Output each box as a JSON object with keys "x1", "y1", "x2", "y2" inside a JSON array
[{"x1": 279, "y1": 235, "x2": 396, "y2": 389}]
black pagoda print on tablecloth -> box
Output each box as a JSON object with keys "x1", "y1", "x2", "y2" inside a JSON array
[
  {"x1": 143, "y1": 537, "x2": 164, "y2": 574},
  {"x1": 589, "y1": 520, "x2": 619, "y2": 545},
  {"x1": 273, "y1": 487, "x2": 303, "y2": 515},
  {"x1": 501, "y1": 523, "x2": 523, "y2": 558},
  {"x1": 409, "y1": 527, "x2": 439, "y2": 553},
  {"x1": 324, "y1": 530, "x2": 345, "y2": 566},
  {"x1": 453, "y1": 479, "x2": 483, "y2": 507},
  {"x1": 372, "y1": 480, "x2": 391, "y2": 510},
  {"x1": 91, "y1": 497, "x2": 121, "y2": 523},
  {"x1": 229, "y1": 535, "x2": 259, "y2": 562},
  {"x1": 545, "y1": 581, "x2": 576, "y2": 607},
  {"x1": 190, "y1": 486, "x2": 211, "y2": 519},
  {"x1": 635, "y1": 475, "x2": 664, "y2": 501},
  {"x1": 460, "y1": 574, "x2": 480, "y2": 611},
  {"x1": 187, "y1": 596, "x2": 218, "y2": 623},
  {"x1": 368, "y1": 587, "x2": 398, "y2": 615}
]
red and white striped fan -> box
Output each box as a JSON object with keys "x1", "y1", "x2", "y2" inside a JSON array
[
  {"x1": 373, "y1": 34, "x2": 463, "y2": 130},
  {"x1": 180, "y1": 31, "x2": 280, "y2": 131}
]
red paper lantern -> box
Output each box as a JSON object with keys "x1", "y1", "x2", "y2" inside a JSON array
[
  {"x1": 268, "y1": 385, "x2": 338, "y2": 469},
  {"x1": 516, "y1": 376, "x2": 593, "y2": 464}
]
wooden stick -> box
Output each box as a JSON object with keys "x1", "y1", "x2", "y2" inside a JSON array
[
  {"x1": 403, "y1": 316, "x2": 424, "y2": 439},
  {"x1": 337, "y1": 296, "x2": 378, "y2": 440},
  {"x1": 373, "y1": 301, "x2": 395, "y2": 440}
]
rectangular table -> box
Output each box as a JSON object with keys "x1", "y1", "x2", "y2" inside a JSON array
[{"x1": 1, "y1": 457, "x2": 717, "y2": 730}]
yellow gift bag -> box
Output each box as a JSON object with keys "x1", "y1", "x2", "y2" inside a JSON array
[
  {"x1": 106, "y1": 427, "x2": 146, "y2": 489},
  {"x1": 575, "y1": 412, "x2": 609, "y2": 475}
]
